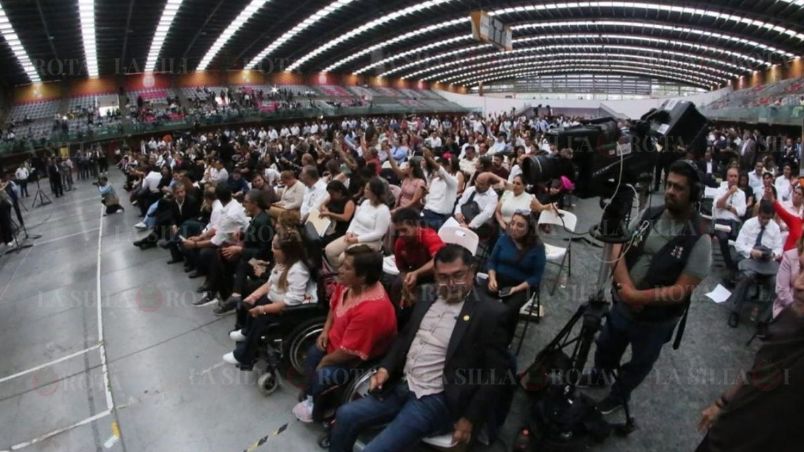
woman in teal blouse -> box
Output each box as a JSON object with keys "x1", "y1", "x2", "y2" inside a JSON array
[{"x1": 487, "y1": 211, "x2": 546, "y2": 317}]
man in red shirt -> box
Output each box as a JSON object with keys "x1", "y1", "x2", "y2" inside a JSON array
[{"x1": 392, "y1": 208, "x2": 445, "y2": 310}]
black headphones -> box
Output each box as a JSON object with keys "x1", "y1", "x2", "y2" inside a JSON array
[{"x1": 668, "y1": 159, "x2": 704, "y2": 205}]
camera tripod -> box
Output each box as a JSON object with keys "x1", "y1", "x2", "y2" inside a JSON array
[
  {"x1": 517, "y1": 189, "x2": 638, "y2": 449},
  {"x1": 31, "y1": 176, "x2": 52, "y2": 208}
]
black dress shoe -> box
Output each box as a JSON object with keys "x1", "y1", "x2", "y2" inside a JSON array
[
  {"x1": 196, "y1": 284, "x2": 211, "y2": 293},
  {"x1": 139, "y1": 241, "x2": 157, "y2": 250},
  {"x1": 188, "y1": 271, "x2": 203, "y2": 279},
  {"x1": 167, "y1": 258, "x2": 183, "y2": 264},
  {"x1": 183, "y1": 265, "x2": 193, "y2": 273},
  {"x1": 728, "y1": 312, "x2": 739, "y2": 328}
]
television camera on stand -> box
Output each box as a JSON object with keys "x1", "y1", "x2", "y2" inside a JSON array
[{"x1": 512, "y1": 100, "x2": 708, "y2": 450}]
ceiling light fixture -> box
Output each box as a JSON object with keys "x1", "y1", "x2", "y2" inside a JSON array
[
  {"x1": 303, "y1": 1, "x2": 803, "y2": 75},
  {"x1": 197, "y1": 0, "x2": 271, "y2": 71},
  {"x1": 0, "y1": 5, "x2": 41, "y2": 83},
  {"x1": 407, "y1": 44, "x2": 749, "y2": 81},
  {"x1": 78, "y1": 0, "x2": 98, "y2": 78},
  {"x1": 450, "y1": 58, "x2": 728, "y2": 85},
  {"x1": 286, "y1": 0, "x2": 458, "y2": 71},
  {"x1": 245, "y1": 0, "x2": 356, "y2": 70},
  {"x1": 469, "y1": 67, "x2": 714, "y2": 89},
  {"x1": 324, "y1": 18, "x2": 469, "y2": 72},
  {"x1": 145, "y1": 0, "x2": 186, "y2": 73}
]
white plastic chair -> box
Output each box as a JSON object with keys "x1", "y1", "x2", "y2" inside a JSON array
[
  {"x1": 537, "y1": 208, "x2": 578, "y2": 295},
  {"x1": 438, "y1": 224, "x2": 479, "y2": 256}
]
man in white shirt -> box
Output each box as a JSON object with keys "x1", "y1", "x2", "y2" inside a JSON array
[
  {"x1": 459, "y1": 146, "x2": 478, "y2": 177},
  {"x1": 774, "y1": 163, "x2": 795, "y2": 202},
  {"x1": 14, "y1": 165, "x2": 29, "y2": 197},
  {"x1": 209, "y1": 159, "x2": 229, "y2": 186},
  {"x1": 727, "y1": 200, "x2": 783, "y2": 327},
  {"x1": 454, "y1": 173, "x2": 498, "y2": 233},
  {"x1": 489, "y1": 134, "x2": 507, "y2": 155},
  {"x1": 299, "y1": 166, "x2": 328, "y2": 223},
  {"x1": 712, "y1": 167, "x2": 746, "y2": 273},
  {"x1": 747, "y1": 161, "x2": 764, "y2": 195},
  {"x1": 268, "y1": 127, "x2": 279, "y2": 141},
  {"x1": 421, "y1": 149, "x2": 458, "y2": 230},
  {"x1": 426, "y1": 132, "x2": 442, "y2": 150}
]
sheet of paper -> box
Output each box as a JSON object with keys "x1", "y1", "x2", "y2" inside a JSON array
[
  {"x1": 705, "y1": 284, "x2": 732, "y2": 304},
  {"x1": 306, "y1": 208, "x2": 331, "y2": 238}
]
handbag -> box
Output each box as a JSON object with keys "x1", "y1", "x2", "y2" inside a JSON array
[{"x1": 460, "y1": 190, "x2": 481, "y2": 221}]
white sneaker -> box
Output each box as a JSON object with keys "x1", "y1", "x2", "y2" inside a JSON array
[
  {"x1": 222, "y1": 352, "x2": 241, "y2": 366},
  {"x1": 134, "y1": 221, "x2": 147, "y2": 230},
  {"x1": 229, "y1": 329, "x2": 246, "y2": 342},
  {"x1": 292, "y1": 396, "x2": 314, "y2": 423}
]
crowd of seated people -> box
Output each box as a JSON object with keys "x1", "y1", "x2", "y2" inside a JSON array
[
  {"x1": 109, "y1": 110, "x2": 593, "y2": 447},
  {"x1": 686, "y1": 125, "x2": 804, "y2": 330},
  {"x1": 99, "y1": 104, "x2": 804, "y2": 450}
]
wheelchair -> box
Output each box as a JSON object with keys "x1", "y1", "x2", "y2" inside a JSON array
[{"x1": 248, "y1": 271, "x2": 339, "y2": 396}]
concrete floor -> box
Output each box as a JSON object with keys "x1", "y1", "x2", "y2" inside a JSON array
[{"x1": 0, "y1": 172, "x2": 759, "y2": 452}]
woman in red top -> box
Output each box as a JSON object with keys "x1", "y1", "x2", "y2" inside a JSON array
[
  {"x1": 293, "y1": 245, "x2": 397, "y2": 423},
  {"x1": 767, "y1": 185, "x2": 803, "y2": 251}
]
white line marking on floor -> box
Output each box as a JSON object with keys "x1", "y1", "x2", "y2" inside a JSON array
[
  {"x1": 0, "y1": 409, "x2": 112, "y2": 451},
  {"x1": 0, "y1": 344, "x2": 101, "y2": 385},
  {"x1": 96, "y1": 207, "x2": 114, "y2": 411}
]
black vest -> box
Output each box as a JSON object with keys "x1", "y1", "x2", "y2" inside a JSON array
[{"x1": 623, "y1": 206, "x2": 703, "y2": 322}]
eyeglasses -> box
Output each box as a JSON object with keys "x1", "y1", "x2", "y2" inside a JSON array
[{"x1": 435, "y1": 271, "x2": 469, "y2": 284}]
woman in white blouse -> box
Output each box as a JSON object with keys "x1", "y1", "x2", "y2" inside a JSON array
[
  {"x1": 224, "y1": 230, "x2": 316, "y2": 368},
  {"x1": 494, "y1": 174, "x2": 553, "y2": 230},
  {"x1": 324, "y1": 177, "x2": 391, "y2": 269}
]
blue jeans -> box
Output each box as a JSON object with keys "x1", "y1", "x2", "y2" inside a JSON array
[
  {"x1": 303, "y1": 345, "x2": 352, "y2": 398},
  {"x1": 593, "y1": 302, "x2": 679, "y2": 403},
  {"x1": 421, "y1": 209, "x2": 449, "y2": 231},
  {"x1": 329, "y1": 381, "x2": 452, "y2": 452}
]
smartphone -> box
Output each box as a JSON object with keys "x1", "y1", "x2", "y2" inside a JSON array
[{"x1": 499, "y1": 287, "x2": 513, "y2": 298}]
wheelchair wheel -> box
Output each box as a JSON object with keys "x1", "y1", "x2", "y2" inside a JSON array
[
  {"x1": 340, "y1": 365, "x2": 378, "y2": 405},
  {"x1": 284, "y1": 317, "x2": 326, "y2": 375},
  {"x1": 257, "y1": 370, "x2": 280, "y2": 396}
]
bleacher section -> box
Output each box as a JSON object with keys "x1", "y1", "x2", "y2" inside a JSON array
[
  {"x1": 126, "y1": 88, "x2": 175, "y2": 105},
  {"x1": 705, "y1": 77, "x2": 804, "y2": 110},
  {"x1": 1, "y1": 85, "x2": 464, "y2": 154},
  {"x1": 7, "y1": 100, "x2": 60, "y2": 122},
  {"x1": 701, "y1": 77, "x2": 804, "y2": 125}
]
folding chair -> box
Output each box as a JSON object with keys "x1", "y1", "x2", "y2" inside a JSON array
[
  {"x1": 437, "y1": 223, "x2": 479, "y2": 256},
  {"x1": 514, "y1": 285, "x2": 541, "y2": 356},
  {"x1": 537, "y1": 208, "x2": 577, "y2": 295}
]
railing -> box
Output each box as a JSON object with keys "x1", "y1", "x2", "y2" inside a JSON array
[
  {"x1": 701, "y1": 104, "x2": 804, "y2": 126},
  {"x1": 0, "y1": 103, "x2": 468, "y2": 156}
]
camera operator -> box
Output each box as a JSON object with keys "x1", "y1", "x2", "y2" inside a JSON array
[{"x1": 583, "y1": 160, "x2": 712, "y2": 414}]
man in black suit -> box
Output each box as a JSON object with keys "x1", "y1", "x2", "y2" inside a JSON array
[
  {"x1": 696, "y1": 149, "x2": 721, "y2": 188},
  {"x1": 329, "y1": 244, "x2": 511, "y2": 452},
  {"x1": 134, "y1": 184, "x2": 199, "y2": 251},
  {"x1": 738, "y1": 131, "x2": 757, "y2": 172},
  {"x1": 47, "y1": 157, "x2": 63, "y2": 198}
]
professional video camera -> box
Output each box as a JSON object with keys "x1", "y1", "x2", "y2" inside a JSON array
[
  {"x1": 513, "y1": 101, "x2": 708, "y2": 450},
  {"x1": 522, "y1": 100, "x2": 707, "y2": 241}
]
